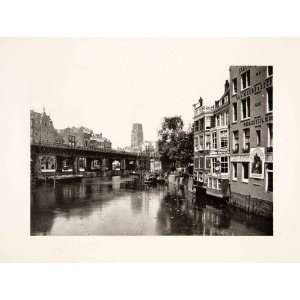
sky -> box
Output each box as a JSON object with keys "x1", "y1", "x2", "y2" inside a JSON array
[{"x1": 0, "y1": 38, "x2": 280, "y2": 148}]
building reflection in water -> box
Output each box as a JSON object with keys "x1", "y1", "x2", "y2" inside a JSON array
[
  {"x1": 112, "y1": 176, "x2": 121, "y2": 191},
  {"x1": 156, "y1": 186, "x2": 242, "y2": 236},
  {"x1": 130, "y1": 192, "x2": 143, "y2": 214},
  {"x1": 31, "y1": 177, "x2": 272, "y2": 236}
]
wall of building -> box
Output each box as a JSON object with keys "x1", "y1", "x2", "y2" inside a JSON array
[
  {"x1": 131, "y1": 123, "x2": 144, "y2": 148},
  {"x1": 193, "y1": 101, "x2": 215, "y2": 184},
  {"x1": 192, "y1": 67, "x2": 273, "y2": 214},
  {"x1": 229, "y1": 66, "x2": 273, "y2": 205},
  {"x1": 193, "y1": 87, "x2": 230, "y2": 189},
  {"x1": 30, "y1": 110, "x2": 41, "y2": 143},
  {"x1": 30, "y1": 110, "x2": 57, "y2": 144},
  {"x1": 30, "y1": 110, "x2": 112, "y2": 150}
]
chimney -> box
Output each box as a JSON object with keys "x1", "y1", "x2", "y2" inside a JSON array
[{"x1": 199, "y1": 97, "x2": 203, "y2": 107}]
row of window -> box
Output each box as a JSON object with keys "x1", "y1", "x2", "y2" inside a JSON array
[
  {"x1": 231, "y1": 162, "x2": 273, "y2": 192},
  {"x1": 215, "y1": 95, "x2": 229, "y2": 108},
  {"x1": 195, "y1": 156, "x2": 273, "y2": 192},
  {"x1": 195, "y1": 124, "x2": 273, "y2": 153},
  {"x1": 232, "y1": 124, "x2": 273, "y2": 153},
  {"x1": 195, "y1": 161, "x2": 273, "y2": 193},
  {"x1": 232, "y1": 87, "x2": 273, "y2": 123},
  {"x1": 215, "y1": 111, "x2": 228, "y2": 127},
  {"x1": 232, "y1": 66, "x2": 273, "y2": 95},
  {"x1": 194, "y1": 111, "x2": 229, "y2": 131},
  {"x1": 195, "y1": 88, "x2": 273, "y2": 131},
  {"x1": 194, "y1": 156, "x2": 229, "y2": 174},
  {"x1": 194, "y1": 130, "x2": 228, "y2": 151},
  {"x1": 194, "y1": 116, "x2": 214, "y2": 132},
  {"x1": 232, "y1": 70, "x2": 251, "y2": 94}
]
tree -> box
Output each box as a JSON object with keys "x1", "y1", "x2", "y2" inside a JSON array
[
  {"x1": 177, "y1": 124, "x2": 194, "y2": 167},
  {"x1": 158, "y1": 116, "x2": 193, "y2": 171}
]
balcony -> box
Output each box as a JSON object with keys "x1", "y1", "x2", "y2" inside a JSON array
[
  {"x1": 232, "y1": 144, "x2": 239, "y2": 154},
  {"x1": 267, "y1": 146, "x2": 273, "y2": 153},
  {"x1": 194, "y1": 105, "x2": 215, "y2": 117},
  {"x1": 242, "y1": 143, "x2": 250, "y2": 153}
]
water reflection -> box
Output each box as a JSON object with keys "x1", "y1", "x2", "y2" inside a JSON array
[
  {"x1": 31, "y1": 177, "x2": 272, "y2": 236},
  {"x1": 130, "y1": 193, "x2": 143, "y2": 214}
]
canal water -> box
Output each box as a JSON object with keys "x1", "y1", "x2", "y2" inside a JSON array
[{"x1": 31, "y1": 176, "x2": 273, "y2": 236}]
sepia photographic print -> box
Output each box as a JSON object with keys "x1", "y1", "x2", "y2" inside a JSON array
[{"x1": 27, "y1": 39, "x2": 274, "y2": 236}]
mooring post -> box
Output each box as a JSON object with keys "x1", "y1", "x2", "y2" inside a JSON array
[
  {"x1": 54, "y1": 157, "x2": 56, "y2": 189},
  {"x1": 248, "y1": 194, "x2": 251, "y2": 214}
]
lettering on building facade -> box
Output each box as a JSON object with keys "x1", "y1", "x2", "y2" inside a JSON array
[
  {"x1": 242, "y1": 114, "x2": 273, "y2": 127},
  {"x1": 234, "y1": 77, "x2": 272, "y2": 100}
]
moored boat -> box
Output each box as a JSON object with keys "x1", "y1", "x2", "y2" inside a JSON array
[
  {"x1": 156, "y1": 176, "x2": 165, "y2": 184},
  {"x1": 144, "y1": 174, "x2": 157, "y2": 185},
  {"x1": 48, "y1": 174, "x2": 83, "y2": 183}
]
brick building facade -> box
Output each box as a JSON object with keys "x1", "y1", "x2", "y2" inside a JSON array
[
  {"x1": 193, "y1": 66, "x2": 273, "y2": 216},
  {"x1": 228, "y1": 66, "x2": 273, "y2": 216}
]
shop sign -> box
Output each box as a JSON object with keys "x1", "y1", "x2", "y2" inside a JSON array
[
  {"x1": 243, "y1": 116, "x2": 263, "y2": 127},
  {"x1": 243, "y1": 115, "x2": 272, "y2": 127},
  {"x1": 250, "y1": 147, "x2": 265, "y2": 179}
]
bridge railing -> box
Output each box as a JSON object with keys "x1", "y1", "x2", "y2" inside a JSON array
[{"x1": 31, "y1": 141, "x2": 157, "y2": 158}]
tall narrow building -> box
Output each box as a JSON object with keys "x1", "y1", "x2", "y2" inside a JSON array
[
  {"x1": 193, "y1": 81, "x2": 230, "y2": 199},
  {"x1": 228, "y1": 66, "x2": 273, "y2": 217},
  {"x1": 131, "y1": 123, "x2": 144, "y2": 149},
  {"x1": 206, "y1": 80, "x2": 230, "y2": 198}
]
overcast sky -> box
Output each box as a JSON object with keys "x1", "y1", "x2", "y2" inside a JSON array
[{"x1": 0, "y1": 38, "x2": 280, "y2": 148}]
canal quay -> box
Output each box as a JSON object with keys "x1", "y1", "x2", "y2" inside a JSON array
[{"x1": 31, "y1": 176, "x2": 272, "y2": 236}]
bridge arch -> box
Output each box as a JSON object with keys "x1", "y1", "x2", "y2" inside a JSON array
[
  {"x1": 112, "y1": 160, "x2": 121, "y2": 171},
  {"x1": 40, "y1": 155, "x2": 56, "y2": 171}
]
